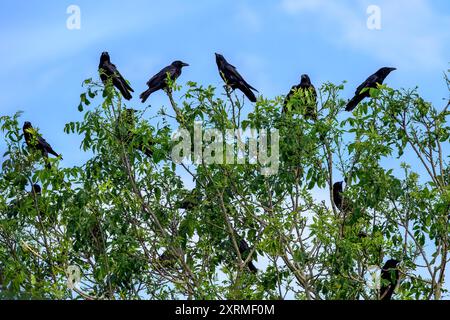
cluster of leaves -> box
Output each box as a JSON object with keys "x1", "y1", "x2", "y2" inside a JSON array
[{"x1": 0, "y1": 72, "x2": 449, "y2": 300}]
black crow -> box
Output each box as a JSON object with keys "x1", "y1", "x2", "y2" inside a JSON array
[
  {"x1": 215, "y1": 53, "x2": 258, "y2": 103},
  {"x1": 346, "y1": 67, "x2": 396, "y2": 111},
  {"x1": 283, "y1": 74, "x2": 317, "y2": 120},
  {"x1": 332, "y1": 181, "x2": 344, "y2": 211},
  {"x1": 140, "y1": 60, "x2": 189, "y2": 103},
  {"x1": 99, "y1": 52, "x2": 134, "y2": 100},
  {"x1": 23, "y1": 122, "x2": 62, "y2": 169},
  {"x1": 380, "y1": 259, "x2": 400, "y2": 300},
  {"x1": 31, "y1": 184, "x2": 42, "y2": 196},
  {"x1": 239, "y1": 239, "x2": 258, "y2": 273}
]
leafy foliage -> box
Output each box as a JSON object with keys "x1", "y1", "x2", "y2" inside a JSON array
[{"x1": 0, "y1": 72, "x2": 449, "y2": 300}]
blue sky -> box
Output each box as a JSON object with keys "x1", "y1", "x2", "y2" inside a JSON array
[
  {"x1": 0, "y1": 0, "x2": 449, "y2": 167},
  {"x1": 0, "y1": 0, "x2": 449, "y2": 298}
]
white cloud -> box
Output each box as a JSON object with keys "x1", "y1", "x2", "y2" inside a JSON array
[
  {"x1": 281, "y1": 0, "x2": 450, "y2": 71},
  {"x1": 234, "y1": 4, "x2": 263, "y2": 33}
]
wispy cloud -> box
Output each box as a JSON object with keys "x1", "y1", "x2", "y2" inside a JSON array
[
  {"x1": 234, "y1": 4, "x2": 263, "y2": 33},
  {"x1": 281, "y1": 0, "x2": 450, "y2": 71}
]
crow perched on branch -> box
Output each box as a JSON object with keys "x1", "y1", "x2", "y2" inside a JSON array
[
  {"x1": 380, "y1": 259, "x2": 400, "y2": 300},
  {"x1": 332, "y1": 181, "x2": 345, "y2": 211},
  {"x1": 99, "y1": 52, "x2": 134, "y2": 100},
  {"x1": 239, "y1": 239, "x2": 258, "y2": 273},
  {"x1": 332, "y1": 180, "x2": 357, "y2": 220},
  {"x1": 23, "y1": 122, "x2": 61, "y2": 169},
  {"x1": 346, "y1": 67, "x2": 396, "y2": 112},
  {"x1": 283, "y1": 74, "x2": 317, "y2": 120},
  {"x1": 31, "y1": 184, "x2": 42, "y2": 196},
  {"x1": 215, "y1": 53, "x2": 258, "y2": 103},
  {"x1": 140, "y1": 60, "x2": 189, "y2": 103}
]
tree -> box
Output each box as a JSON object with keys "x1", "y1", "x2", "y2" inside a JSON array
[{"x1": 0, "y1": 71, "x2": 449, "y2": 300}]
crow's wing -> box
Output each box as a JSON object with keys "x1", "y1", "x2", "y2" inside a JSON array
[
  {"x1": 356, "y1": 73, "x2": 378, "y2": 95},
  {"x1": 146, "y1": 65, "x2": 175, "y2": 88},
  {"x1": 100, "y1": 61, "x2": 117, "y2": 78},
  {"x1": 284, "y1": 84, "x2": 300, "y2": 106},
  {"x1": 101, "y1": 62, "x2": 133, "y2": 92},
  {"x1": 380, "y1": 269, "x2": 398, "y2": 300},
  {"x1": 225, "y1": 63, "x2": 258, "y2": 92},
  {"x1": 301, "y1": 84, "x2": 317, "y2": 101},
  {"x1": 38, "y1": 136, "x2": 59, "y2": 157},
  {"x1": 110, "y1": 63, "x2": 133, "y2": 92}
]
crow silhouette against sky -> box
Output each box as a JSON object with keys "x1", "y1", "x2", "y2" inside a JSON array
[
  {"x1": 239, "y1": 239, "x2": 258, "y2": 273},
  {"x1": 380, "y1": 259, "x2": 400, "y2": 300},
  {"x1": 140, "y1": 60, "x2": 189, "y2": 103},
  {"x1": 23, "y1": 122, "x2": 61, "y2": 169},
  {"x1": 346, "y1": 67, "x2": 396, "y2": 112},
  {"x1": 99, "y1": 52, "x2": 134, "y2": 100},
  {"x1": 215, "y1": 53, "x2": 258, "y2": 103},
  {"x1": 283, "y1": 74, "x2": 318, "y2": 120}
]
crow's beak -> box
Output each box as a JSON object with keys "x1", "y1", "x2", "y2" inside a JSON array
[
  {"x1": 390, "y1": 67, "x2": 397, "y2": 71},
  {"x1": 182, "y1": 62, "x2": 190, "y2": 67}
]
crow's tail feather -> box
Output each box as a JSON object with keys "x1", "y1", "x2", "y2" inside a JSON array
[
  {"x1": 124, "y1": 81, "x2": 134, "y2": 93},
  {"x1": 114, "y1": 79, "x2": 132, "y2": 100},
  {"x1": 119, "y1": 86, "x2": 133, "y2": 100},
  {"x1": 345, "y1": 95, "x2": 365, "y2": 112},
  {"x1": 140, "y1": 88, "x2": 155, "y2": 104},
  {"x1": 240, "y1": 85, "x2": 257, "y2": 103},
  {"x1": 47, "y1": 148, "x2": 60, "y2": 159}
]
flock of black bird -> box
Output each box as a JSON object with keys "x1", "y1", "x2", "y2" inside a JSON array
[
  {"x1": 22, "y1": 51, "x2": 397, "y2": 171},
  {"x1": 19, "y1": 51, "x2": 400, "y2": 299}
]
